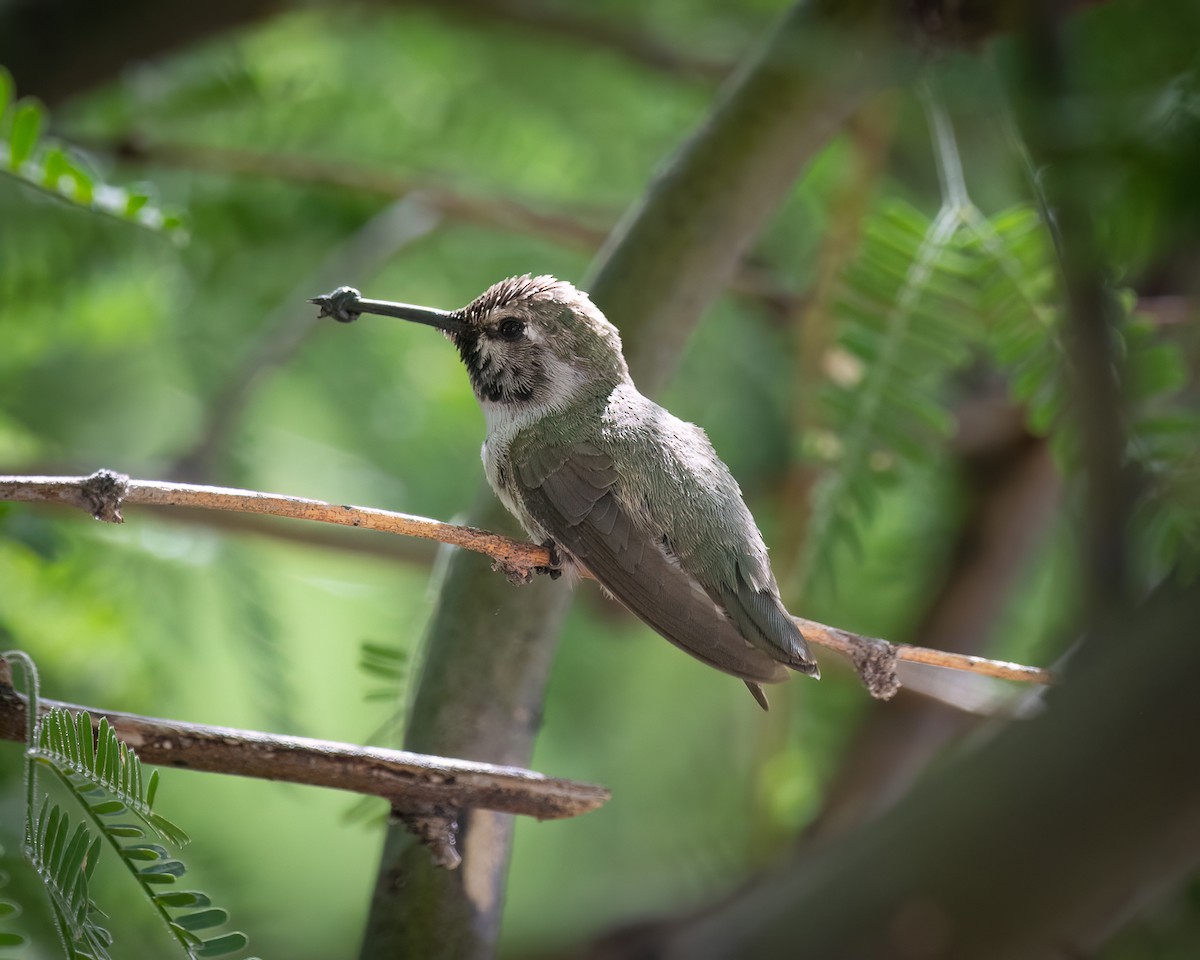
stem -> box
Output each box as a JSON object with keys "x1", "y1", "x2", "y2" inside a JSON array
[
  {"x1": 920, "y1": 80, "x2": 971, "y2": 212},
  {"x1": 0, "y1": 651, "x2": 41, "y2": 849}
]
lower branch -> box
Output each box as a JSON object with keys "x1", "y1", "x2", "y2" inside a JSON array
[
  {"x1": 0, "y1": 663, "x2": 608, "y2": 860},
  {"x1": 0, "y1": 470, "x2": 1054, "y2": 701}
]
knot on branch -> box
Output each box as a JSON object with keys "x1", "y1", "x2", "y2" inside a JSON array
[
  {"x1": 397, "y1": 805, "x2": 461, "y2": 869},
  {"x1": 309, "y1": 286, "x2": 363, "y2": 324},
  {"x1": 493, "y1": 558, "x2": 536, "y2": 586},
  {"x1": 491, "y1": 541, "x2": 561, "y2": 586},
  {"x1": 81, "y1": 469, "x2": 130, "y2": 523},
  {"x1": 852, "y1": 638, "x2": 900, "y2": 700}
]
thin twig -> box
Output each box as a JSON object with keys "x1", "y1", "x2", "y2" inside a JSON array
[
  {"x1": 0, "y1": 470, "x2": 550, "y2": 580},
  {"x1": 0, "y1": 470, "x2": 1055, "y2": 697},
  {"x1": 0, "y1": 669, "x2": 609, "y2": 825}
]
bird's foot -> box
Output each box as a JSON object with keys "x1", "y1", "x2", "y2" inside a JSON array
[{"x1": 533, "y1": 540, "x2": 563, "y2": 580}]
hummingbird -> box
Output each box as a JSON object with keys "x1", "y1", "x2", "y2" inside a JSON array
[{"x1": 312, "y1": 276, "x2": 819, "y2": 708}]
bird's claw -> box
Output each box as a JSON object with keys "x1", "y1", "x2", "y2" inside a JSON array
[{"x1": 534, "y1": 540, "x2": 563, "y2": 580}]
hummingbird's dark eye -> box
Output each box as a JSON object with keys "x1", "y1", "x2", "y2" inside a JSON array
[{"x1": 497, "y1": 318, "x2": 525, "y2": 342}]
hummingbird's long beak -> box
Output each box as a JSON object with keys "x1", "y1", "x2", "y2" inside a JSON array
[{"x1": 310, "y1": 286, "x2": 470, "y2": 336}]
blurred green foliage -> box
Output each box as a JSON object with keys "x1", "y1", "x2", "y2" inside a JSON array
[{"x1": 1, "y1": 1, "x2": 1198, "y2": 957}]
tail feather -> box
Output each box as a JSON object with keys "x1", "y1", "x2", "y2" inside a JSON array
[{"x1": 744, "y1": 682, "x2": 770, "y2": 711}]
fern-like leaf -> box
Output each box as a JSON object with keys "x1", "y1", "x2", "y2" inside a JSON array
[
  {"x1": 25, "y1": 799, "x2": 112, "y2": 960},
  {"x1": 797, "y1": 199, "x2": 979, "y2": 591},
  {"x1": 32, "y1": 707, "x2": 254, "y2": 959},
  {"x1": 966, "y1": 206, "x2": 1200, "y2": 580},
  {"x1": 360, "y1": 640, "x2": 408, "y2": 703},
  {"x1": 35, "y1": 710, "x2": 190, "y2": 847}
]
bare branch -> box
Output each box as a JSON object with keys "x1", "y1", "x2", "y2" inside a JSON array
[
  {"x1": 0, "y1": 470, "x2": 1054, "y2": 697},
  {"x1": 0, "y1": 470, "x2": 551, "y2": 581},
  {"x1": 0, "y1": 669, "x2": 610, "y2": 825}
]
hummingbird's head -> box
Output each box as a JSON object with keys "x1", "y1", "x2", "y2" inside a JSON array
[
  {"x1": 447, "y1": 275, "x2": 629, "y2": 410},
  {"x1": 315, "y1": 275, "x2": 628, "y2": 413}
]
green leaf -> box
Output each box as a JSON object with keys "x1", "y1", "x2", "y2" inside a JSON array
[
  {"x1": 155, "y1": 890, "x2": 212, "y2": 909},
  {"x1": 41, "y1": 145, "x2": 68, "y2": 188},
  {"x1": 146, "y1": 769, "x2": 160, "y2": 808},
  {"x1": 7, "y1": 100, "x2": 43, "y2": 169},
  {"x1": 168, "y1": 921, "x2": 205, "y2": 947},
  {"x1": 62, "y1": 822, "x2": 92, "y2": 883},
  {"x1": 89, "y1": 800, "x2": 127, "y2": 816},
  {"x1": 148, "y1": 813, "x2": 191, "y2": 847},
  {"x1": 197, "y1": 932, "x2": 250, "y2": 957},
  {"x1": 140, "y1": 859, "x2": 186, "y2": 882},
  {"x1": 61, "y1": 154, "x2": 95, "y2": 203},
  {"x1": 121, "y1": 844, "x2": 169, "y2": 862},
  {"x1": 105, "y1": 824, "x2": 146, "y2": 839},
  {"x1": 0, "y1": 91, "x2": 183, "y2": 234},
  {"x1": 125, "y1": 190, "x2": 152, "y2": 217},
  {"x1": 176, "y1": 908, "x2": 230, "y2": 931},
  {"x1": 83, "y1": 835, "x2": 101, "y2": 882}
]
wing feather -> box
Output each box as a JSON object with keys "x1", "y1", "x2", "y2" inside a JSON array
[
  {"x1": 515, "y1": 443, "x2": 788, "y2": 684},
  {"x1": 714, "y1": 567, "x2": 818, "y2": 676}
]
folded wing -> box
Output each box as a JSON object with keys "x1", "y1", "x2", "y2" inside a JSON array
[{"x1": 513, "y1": 442, "x2": 788, "y2": 684}]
